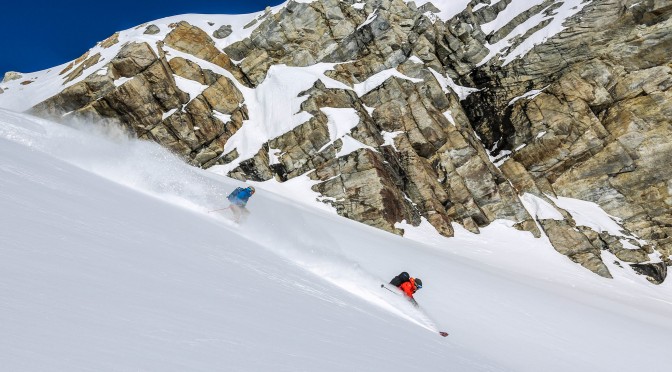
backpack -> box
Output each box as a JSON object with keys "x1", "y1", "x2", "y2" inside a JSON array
[
  {"x1": 227, "y1": 187, "x2": 244, "y2": 202},
  {"x1": 389, "y1": 271, "x2": 410, "y2": 287}
]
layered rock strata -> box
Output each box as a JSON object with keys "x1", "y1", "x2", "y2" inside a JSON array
[{"x1": 27, "y1": 0, "x2": 671, "y2": 282}]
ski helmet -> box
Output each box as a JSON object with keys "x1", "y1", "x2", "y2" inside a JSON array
[
  {"x1": 414, "y1": 278, "x2": 422, "y2": 289},
  {"x1": 248, "y1": 186, "x2": 256, "y2": 194}
]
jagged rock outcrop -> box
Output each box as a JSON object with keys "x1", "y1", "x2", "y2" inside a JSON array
[
  {"x1": 144, "y1": 24, "x2": 160, "y2": 35},
  {"x1": 213, "y1": 25, "x2": 233, "y2": 39},
  {"x1": 23, "y1": 0, "x2": 671, "y2": 282},
  {"x1": 631, "y1": 262, "x2": 668, "y2": 284},
  {"x1": 457, "y1": 0, "x2": 672, "y2": 280},
  {"x1": 164, "y1": 21, "x2": 251, "y2": 86},
  {"x1": 2, "y1": 71, "x2": 23, "y2": 83}
]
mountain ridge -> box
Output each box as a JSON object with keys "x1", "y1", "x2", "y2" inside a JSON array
[{"x1": 1, "y1": 0, "x2": 670, "y2": 283}]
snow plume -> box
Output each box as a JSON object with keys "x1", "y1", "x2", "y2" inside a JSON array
[{"x1": 1, "y1": 111, "x2": 223, "y2": 213}]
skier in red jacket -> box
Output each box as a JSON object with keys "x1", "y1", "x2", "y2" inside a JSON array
[
  {"x1": 400, "y1": 277, "x2": 422, "y2": 301},
  {"x1": 389, "y1": 272, "x2": 422, "y2": 306}
]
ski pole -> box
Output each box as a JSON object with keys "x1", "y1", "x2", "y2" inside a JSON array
[
  {"x1": 381, "y1": 284, "x2": 397, "y2": 294},
  {"x1": 208, "y1": 206, "x2": 232, "y2": 213},
  {"x1": 382, "y1": 284, "x2": 419, "y2": 308}
]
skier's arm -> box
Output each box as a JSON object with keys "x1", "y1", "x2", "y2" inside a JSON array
[{"x1": 400, "y1": 282, "x2": 415, "y2": 298}]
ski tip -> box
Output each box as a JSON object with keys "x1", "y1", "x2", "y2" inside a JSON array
[{"x1": 439, "y1": 331, "x2": 449, "y2": 337}]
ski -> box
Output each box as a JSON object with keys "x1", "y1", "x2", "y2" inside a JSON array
[{"x1": 207, "y1": 206, "x2": 231, "y2": 213}]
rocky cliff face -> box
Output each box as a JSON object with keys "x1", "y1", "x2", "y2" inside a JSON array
[
  {"x1": 13, "y1": 0, "x2": 671, "y2": 283},
  {"x1": 458, "y1": 0, "x2": 672, "y2": 282}
]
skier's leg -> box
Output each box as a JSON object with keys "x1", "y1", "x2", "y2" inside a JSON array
[
  {"x1": 231, "y1": 205, "x2": 241, "y2": 222},
  {"x1": 239, "y1": 207, "x2": 250, "y2": 223}
]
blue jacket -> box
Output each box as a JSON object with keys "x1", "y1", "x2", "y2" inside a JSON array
[{"x1": 227, "y1": 187, "x2": 253, "y2": 207}]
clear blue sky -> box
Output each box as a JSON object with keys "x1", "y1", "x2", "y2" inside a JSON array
[{"x1": 0, "y1": 0, "x2": 286, "y2": 75}]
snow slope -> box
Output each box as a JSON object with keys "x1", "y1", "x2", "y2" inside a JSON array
[
  {"x1": 0, "y1": 7, "x2": 277, "y2": 112},
  {"x1": 2, "y1": 110, "x2": 672, "y2": 371},
  {"x1": 0, "y1": 109, "x2": 485, "y2": 371}
]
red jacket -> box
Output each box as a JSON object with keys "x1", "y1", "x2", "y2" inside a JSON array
[{"x1": 399, "y1": 278, "x2": 418, "y2": 299}]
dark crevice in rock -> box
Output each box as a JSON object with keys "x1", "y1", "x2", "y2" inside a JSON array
[{"x1": 631, "y1": 262, "x2": 668, "y2": 284}]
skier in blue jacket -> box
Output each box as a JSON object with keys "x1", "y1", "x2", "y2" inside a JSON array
[{"x1": 227, "y1": 186, "x2": 255, "y2": 222}]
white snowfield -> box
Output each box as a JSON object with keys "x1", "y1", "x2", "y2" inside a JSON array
[{"x1": 2, "y1": 110, "x2": 672, "y2": 372}]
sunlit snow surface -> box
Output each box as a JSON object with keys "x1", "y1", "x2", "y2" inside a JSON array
[{"x1": 2, "y1": 110, "x2": 672, "y2": 371}]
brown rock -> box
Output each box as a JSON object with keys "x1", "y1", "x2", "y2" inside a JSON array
[
  {"x1": 64, "y1": 53, "x2": 101, "y2": 84},
  {"x1": 202, "y1": 76, "x2": 244, "y2": 114},
  {"x1": 100, "y1": 32, "x2": 120, "y2": 48}
]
